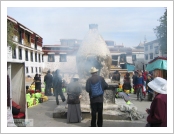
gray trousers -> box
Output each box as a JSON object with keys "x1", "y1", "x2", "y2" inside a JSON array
[{"x1": 137, "y1": 86, "x2": 143, "y2": 100}]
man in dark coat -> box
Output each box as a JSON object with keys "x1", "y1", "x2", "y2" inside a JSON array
[
  {"x1": 53, "y1": 69, "x2": 66, "y2": 105},
  {"x1": 44, "y1": 70, "x2": 53, "y2": 96},
  {"x1": 86, "y1": 67, "x2": 108, "y2": 127},
  {"x1": 146, "y1": 77, "x2": 167, "y2": 127}
]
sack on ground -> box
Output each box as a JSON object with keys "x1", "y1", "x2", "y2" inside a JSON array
[{"x1": 90, "y1": 80, "x2": 103, "y2": 98}]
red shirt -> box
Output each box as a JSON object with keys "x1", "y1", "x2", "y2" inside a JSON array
[{"x1": 147, "y1": 94, "x2": 167, "y2": 127}]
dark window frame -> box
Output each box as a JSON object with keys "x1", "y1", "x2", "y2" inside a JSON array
[
  {"x1": 25, "y1": 50, "x2": 28, "y2": 61},
  {"x1": 59, "y1": 54, "x2": 67, "y2": 62},
  {"x1": 19, "y1": 48, "x2": 22, "y2": 60},
  {"x1": 48, "y1": 54, "x2": 55, "y2": 62},
  {"x1": 31, "y1": 67, "x2": 33, "y2": 73},
  {"x1": 150, "y1": 53, "x2": 153, "y2": 59},
  {"x1": 18, "y1": 30, "x2": 22, "y2": 44},
  {"x1": 12, "y1": 48, "x2": 16, "y2": 59},
  {"x1": 38, "y1": 54, "x2": 41, "y2": 62},
  {"x1": 26, "y1": 67, "x2": 29, "y2": 73},
  {"x1": 35, "y1": 67, "x2": 38, "y2": 73},
  {"x1": 35, "y1": 53, "x2": 37, "y2": 62},
  {"x1": 35, "y1": 37, "x2": 38, "y2": 50},
  {"x1": 42, "y1": 55, "x2": 44, "y2": 62},
  {"x1": 31, "y1": 52, "x2": 33, "y2": 62}
]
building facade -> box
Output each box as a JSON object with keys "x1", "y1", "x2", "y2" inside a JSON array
[
  {"x1": 144, "y1": 39, "x2": 167, "y2": 67},
  {"x1": 7, "y1": 16, "x2": 43, "y2": 77}
]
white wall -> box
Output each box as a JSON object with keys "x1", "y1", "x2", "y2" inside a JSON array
[{"x1": 43, "y1": 55, "x2": 77, "y2": 74}]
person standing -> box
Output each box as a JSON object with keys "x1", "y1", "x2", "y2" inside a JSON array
[
  {"x1": 146, "y1": 77, "x2": 167, "y2": 127},
  {"x1": 132, "y1": 71, "x2": 138, "y2": 94},
  {"x1": 44, "y1": 70, "x2": 53, "y2": 96},
  {"x1": 34, "y1": 74, "x2": 41, "y2": 93},
  {"x1": 53, "y1": 69, "x2": 66, "y2": 105},
  {"x1": 86, "y1": 67, "x2": 108, "y2": 127},
  {"x1": 146, "y1": 74, "x2": 153, "y2": 101},
  {"x1": 67, "y1": 74, "x2": 82, "y2": 123},
  {"x1": 136, "y1": 72, "x2": 144, "y2": 101}
]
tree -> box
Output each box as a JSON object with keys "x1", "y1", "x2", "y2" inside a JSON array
[
  {"x1": 7, "y1": 20, "x2": 16, "y2": 50},
  {"x1": 154, "y1": 8, "x2": 167, "y2": 55}
]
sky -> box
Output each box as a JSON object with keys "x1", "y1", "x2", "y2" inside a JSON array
[{"x1": 6, "y1": 5, "x2": 166, "y2": 47}]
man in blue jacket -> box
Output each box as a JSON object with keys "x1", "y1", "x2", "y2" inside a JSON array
[{"x1": 86, "y1": 67, "x2": 108, "y2": 127}]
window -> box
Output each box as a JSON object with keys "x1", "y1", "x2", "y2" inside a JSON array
[
  {"x1": 39, "y1": 67, "x2": 42, "y2": 73},
  {"x1": 145, "y1": 54, "x2": 148, "y2": 60},
  {"x1": 42, "y1": 55, "x2": 44, "y2": 62},
  {"x1": 19, "y1": 48, "x2": 22, "y2": 60},
  {"x1": 26, "y1": 67, "x2": 29, "y2": 73},
  {"x1": 60, "y1": 54, "x2": 67, "y2": 62},
  {"x1": 38, "y1": 54, "x2": 41, "y2": 62},
  {"x1": 48, "y1": 54, "x2": 55, "y2": 62},
  {"x1": 155, "y1": 46, "x2": 159, "y2": 54},
  {"x1": 31, "y1": 67, "x2": 33, "y2": 73},
  {"x1": 111, "y1": 55, "x2": 118, "y2": 66},
  {"x1": 25, "y1": 33, "x2": 30, "y2": 45},
  {"x1": 25, "y1": 50, "x2": 28, "y2": 61},
  {"x1": 132, "y1": 55, "x2": 136, "y2": 61},
  {"x1": 145, "y1": 46, "x2": 148, "y2": 51},
  {"x1": 19, "y1": 30, "x2": 22, "y2": 44},
  {"x1": 150, "y1": 53, "x2": 153, "y2": 59},
  {"x1": 12, "y1": 48, "x2": 16, "y2": 59},
  {"x1": 150, "y1": 44, "x2": 153, "y2": 49},
  {"x1": 35, "y1": 67, "x2": 38, "y2": 73},
  {"x1": 35, "y1": 53, "x2": 37, "y2": 62},
  {"x1": 31, "y1": 52, "x2": 33, "y2": 62},
  {"x1": 35, "y1": 37, "x2": 38, "y2": 50}
]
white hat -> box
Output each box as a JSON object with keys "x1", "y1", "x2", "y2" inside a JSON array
[
  {"x1": 148, "y1": 77, "x2": 167, "y2": 94},
  {"x1": 73, "y1": 74, "x2": 79, "y2": 79},
  {"x1": 89, "y1": 67, "x2": 98, "y2": 73}
]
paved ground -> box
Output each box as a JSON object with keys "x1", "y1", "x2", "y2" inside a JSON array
[{"x1": 27, "y1": 93, "x2": 151, "y2": 127}]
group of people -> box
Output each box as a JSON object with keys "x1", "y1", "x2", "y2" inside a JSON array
[
  {"x1": 132, "y1": 70, "x2": 154, "y2": 101},
  {"x1": 44, "y1": 70, "x2": 66, "y2": 105},
  {"x1": 42, "y1": 67, "x2": 167, "y2": 127}
]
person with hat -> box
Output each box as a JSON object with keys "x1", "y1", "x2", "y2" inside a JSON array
[
  {"x1": 86, "y1": 67, "x2": 109, "y2": 127},
  {"x1": 145, "y1": 77, "x2": 167, "y2": 127},
  {"x1": 66, "y1": 74, "x2": 82, "y2": 123}
]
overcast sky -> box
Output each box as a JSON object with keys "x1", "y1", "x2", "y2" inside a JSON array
[{"x1": 7, "y1": 3, "x2": 165, "y2": 47}]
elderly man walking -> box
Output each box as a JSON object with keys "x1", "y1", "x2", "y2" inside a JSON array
[{"x1": 86, "y1": 67, "x2": 108, "y2": 127}]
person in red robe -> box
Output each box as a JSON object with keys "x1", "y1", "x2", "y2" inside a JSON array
[{"x1": 146, "y1": 77, "x2": 167, "y2": 127}]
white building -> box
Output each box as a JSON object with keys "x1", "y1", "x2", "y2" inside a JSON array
[
  {"x1": 144, "y1": 39, "x2": 167, "y2": 66},
  {"x1": 7, "y1": 16, "x2": 44, "y2": 77}
]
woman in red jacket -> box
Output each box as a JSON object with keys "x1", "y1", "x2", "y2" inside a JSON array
[{"x1": 146, "y1": 77, "x2": 167, "y2": 127}]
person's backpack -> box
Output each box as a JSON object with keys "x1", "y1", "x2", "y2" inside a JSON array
[{"x1": 90, "y1": 77, "x2": 103, "y2": 98}]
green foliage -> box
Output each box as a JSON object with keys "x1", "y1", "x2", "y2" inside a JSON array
[
  {"x1": 7, "y1": 21, "x2": 16, "y2": 50},
  {"x1": 154, "y1": 9, "x2": 167, "y2": 55}
]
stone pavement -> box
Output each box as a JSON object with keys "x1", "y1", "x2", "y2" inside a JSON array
[{"x1": 27, "y1": 93, "x2": 151, "y2": 127}]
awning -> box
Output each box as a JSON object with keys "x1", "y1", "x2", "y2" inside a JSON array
[{"x1": 146, "y1": 59, "x2": 167, "y2": 71}]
